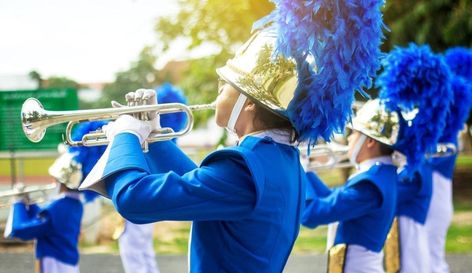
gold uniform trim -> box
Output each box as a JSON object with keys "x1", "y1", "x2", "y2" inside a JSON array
[
  {"x1": 327, "y1": 244, "x2": 347, "y2": 273},
  {"x1": 384, "y1": 217, "x2": 401, "y2": 273}
]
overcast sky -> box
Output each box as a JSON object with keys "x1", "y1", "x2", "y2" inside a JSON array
[{"x1": 0, "y1": 0, "x2": 181, "y2": 83}]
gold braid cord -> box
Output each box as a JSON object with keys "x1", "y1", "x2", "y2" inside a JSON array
[
  {"x1": 384, "y1": 218, "x2": 401, "y2": 273},
  {"x1": 327, "y1": 244, "x2": 347, "y2": 273}
]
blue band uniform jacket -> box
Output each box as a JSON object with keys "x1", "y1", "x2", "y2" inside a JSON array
[{"x1": 81, "y1": 132, "x2": 306, "y2": 273}]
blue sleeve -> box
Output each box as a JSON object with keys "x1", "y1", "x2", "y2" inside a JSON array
[
  {"x1": 105, "y1": 153, "x2": 257, "y2": 224},
  {"x1": 302, "y1": 181, "x2": 382, "y2": 229},
  {"x1": 306, "y1": 172, "x2": 332, "y2": 198},
  {"x1": 146, "y1": 140, "x2": 197, "y2": 175},
  {"x1": 10, "y1": 202, "x2": 53, "y2": 240}
]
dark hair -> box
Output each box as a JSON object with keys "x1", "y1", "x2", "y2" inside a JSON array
[
  {"x1": 379, "y1": 142, "x2": 394, "y2": 156},
  {"x1": 252, "y1": 101, "x2": 299, "y2": 143}
]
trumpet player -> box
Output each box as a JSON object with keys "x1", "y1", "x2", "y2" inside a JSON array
[
  {"x1": 4, "y1": 121, "x2": 106, "y2": 273},
  {"x1": 117, "y1": 83, "x2": 187, "y2": 273},
  {"x1": 302, "y1": 44, "x2": 453, "y2": 273},
  {"x1": 302, "y1": 99, "x2": 398, "y2": 273},
  {"x1": 79, "y1": 0, "x2": 387, "y2": 268}
]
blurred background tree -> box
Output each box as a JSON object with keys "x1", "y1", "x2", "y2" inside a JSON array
[
  {"x1": 91, "y1": 46, "x2": 160, "y2": 109},
  {"x1": 78, "y1": 0, "x2": 471, "y2": 128},
  {"x1": 28, "y1": 70, "x2": 43, "y2": 89},
  {"x1": 152, "y1": 0, "x2": 273, "y2": 127},
  {"x1": 383, "y1": 0, "x2": 472, "y2": 52},
  {"x1": 44, "y1": 76, "x2": 79, "y2": 90},
  {"x1": 382, "y1": 0, "x2": 472, "y2": 147},
  {"x1": 29, "y1": 70, "x2": 80, "y2": 90}
]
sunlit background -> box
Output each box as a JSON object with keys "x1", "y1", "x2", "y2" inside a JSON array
[{"x1": 0, "y1": 0, "x2": 471, "y2": 271}]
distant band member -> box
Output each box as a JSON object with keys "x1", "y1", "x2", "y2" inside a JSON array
[
  {"x1": 425, "y1": 47, "x2": 472, "y2": 273},
  {"x1": 302, "y1": 99, "x2": 398, "y2": 273},
  {"x1": 4, "y1": 122, "x2": 106, "y2": 273},
  {"x1": 376, "y1": 44, "x2": 454, "y2": 273}
]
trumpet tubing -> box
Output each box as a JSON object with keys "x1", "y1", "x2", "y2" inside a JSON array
[
  {"x1": 300, "y1": 143, "x2": 353, "y2": 170},
  {"x1": 21, "y1": 98, "x2": 215, "y2": 146},
  {"x1": 0, "y1": 183, "x2": 56, "y2": 208}
]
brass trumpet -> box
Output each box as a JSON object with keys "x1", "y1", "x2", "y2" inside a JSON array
[
  {"x1": 21, "y1": 98, "x2": 215, "y2": 146},
  {"x1": 0, "y1": 183, "x2": 56, "y2": 208},
  {"x1": 428, "y1": 143, "x2": 457, "y2": 158},
  {"x1": 300, "y1": 142, "x2": 353, "y2": 171}
]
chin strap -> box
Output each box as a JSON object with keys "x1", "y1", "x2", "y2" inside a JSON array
[
  {"x1": 226, "y1": 93, "x2": 247, "y2": 135},
  {"x1": 349, "y1": 134, "x2": 367, "y2": 168}
]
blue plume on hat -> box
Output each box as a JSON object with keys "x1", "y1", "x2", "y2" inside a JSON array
[
  {"x1": 444, "y1": 47, "x2": 472, "y2": 82},
  {"x1": 439, "y1": 74, "x2": 472, "y2": 143},
  {"x1": 257, "y1": 0, "x2": 386, "y2": 144},
  {"x1": 377, "y1": 44, "x2": 453, "y2": 174},
  {"x1": 156, "y1": 83, "x2": 188, "y2": 131},
  {"x1": 68, "y1": 121, "x2": 108, "y2": 179}
]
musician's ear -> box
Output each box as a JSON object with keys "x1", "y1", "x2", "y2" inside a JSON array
[{"x1": 244, "y1": 100, "x2": 256, "y2": 113}]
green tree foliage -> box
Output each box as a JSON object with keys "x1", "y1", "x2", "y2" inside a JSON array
[
  {"x1": 155, "y1": 0, "x2": 273, "y2": 53},
  {"x1": 383, "y1": 0, "x2": 472, "y2": 52},
  {"x1": 93, "y1": 46, "x2": 160, "y2": 109},
  {"x1": 382, "y1": 0, "x2": 472, "y2": 139},
  {"x1": 177, "y1": 55, "x2": 227, "y2": 127},
  {"x1": 28, "y1": 70, "x2": 43, "y2": 89},
  {"x1": 154, "y1": 0, "x2": 273, "y2": 127},
  {"x1": 44, "y1": 76, "x2": 79, "y2": 90}
]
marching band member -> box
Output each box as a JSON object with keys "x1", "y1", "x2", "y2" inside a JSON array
[
  {"x1": 4, "y1": 121, "x2": 107, "y2": 273},
  {"x1": 302, "y1": 43, "x2": 453, "y2": 273},
  {"x1": 425, "y1": 47, "x2": 472, "y2": 273},
  {"x1": 302, "y1": 99, "x2": 398, "y2": 273},
  {"x1": 118, "y1": 83, "x2": 187, "y2": 273},
  {"x1": 376, "y1": 44, "x2": 454, "y2": 273},
  {"x1": 80, "y1": 1, "x2": 386, "y2": 272}
]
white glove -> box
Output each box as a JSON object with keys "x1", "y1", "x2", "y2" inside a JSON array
[
  {"x1": 102, "y1": 115, "x2": 152, "y2": 144},
  {"x1": 111, "y1": 88, "x2": 160, "y2": 131}
]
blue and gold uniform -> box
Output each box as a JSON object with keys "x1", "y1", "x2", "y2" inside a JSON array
[
  {"x1": 425, "y1": 47, "x2": 472, "y2": 273},
  {"x1": 303, "y1": 157, "x2": 397, "y2": 273}
]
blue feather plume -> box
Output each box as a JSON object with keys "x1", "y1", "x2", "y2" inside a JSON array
[
  {"x1": 68, "y1": 121, "x2": 108, "y2": 179},
  {"x1": 376, "y1": 44, "x2": 453, "y2": 174},
  {"x1": 260, "y1": 0, "x2": 386, "y2": 144},
  {"x1": 156, "y1": 83, "x2": 188, "y2": 132},
  {"x1": 444, "y1": 47, "x2": 472, "y2": 82},
  {"x1": 439, "y1": 76, "x2": 472, "y2": 143}
]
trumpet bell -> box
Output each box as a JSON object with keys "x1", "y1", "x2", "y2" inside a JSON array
[
  {"x1": 21, "y1": 97, "x2": 216, "y2": 147},
  {"x1": 21, "y1": 98, "x2": 47, "y2": 143}
]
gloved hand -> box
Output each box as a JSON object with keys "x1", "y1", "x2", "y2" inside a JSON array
[
  {"x1": 111, "y1": 88, "x2": 160, "y2": 131},
  {"x1": 102, "y1": 115, "x2": 152, "y2": 145}
]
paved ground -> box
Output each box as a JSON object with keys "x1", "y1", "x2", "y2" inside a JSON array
[{"x1": 1, "y1": 253, "x2": 472, "y2": 272}]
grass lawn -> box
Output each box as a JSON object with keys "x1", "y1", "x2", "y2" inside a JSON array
[{"x1": 456, "y1": 155, "x2": 472, "y2": 168}]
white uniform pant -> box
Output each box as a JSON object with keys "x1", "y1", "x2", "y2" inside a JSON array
[
  {"x1": 344, "y1": 245, "x2": 384, "y2": 273},
  {"x1": 399, "y1": 216, "x2": 430, "y2": 273},
  {"x1": 425, "y1": 172, "x2": 453, "y2": 273},
  {"x1": 40, "y1": 257, "x2": 79, "y2": 273},
  {"x1": 119, "y1": 221, "x2": 160, "y2": 273}
]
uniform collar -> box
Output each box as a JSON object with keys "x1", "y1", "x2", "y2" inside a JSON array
[
  {"x1": 239, "y1": 129, "x2": 293, "y2": 146},
  {"x1": 354, "y1": 156, "x2": 394, "y2": 175}
]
